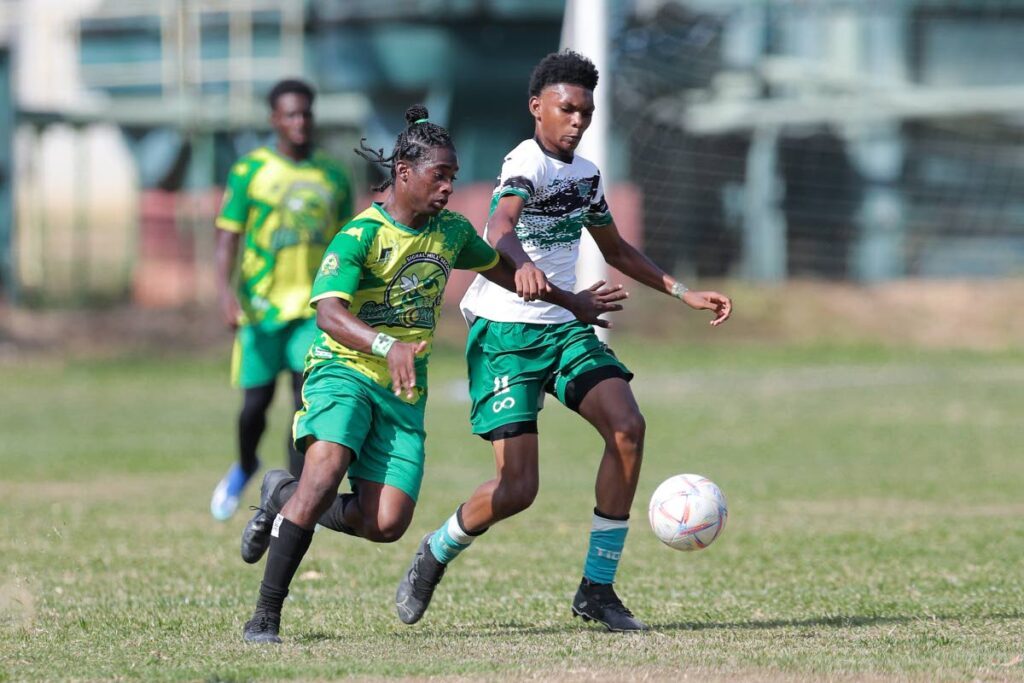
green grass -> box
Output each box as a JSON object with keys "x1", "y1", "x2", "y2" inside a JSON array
[{"x1": 2, "y1": 337, "x2": 1023, "y2": 681}]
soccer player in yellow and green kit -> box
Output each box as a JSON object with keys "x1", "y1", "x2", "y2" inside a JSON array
[
  {"x1": 238, "y1": 105, "x2": 626, "y2": 643},
  {"x1": 210, "y1": 79, "x2": 353, "y2": 521}
]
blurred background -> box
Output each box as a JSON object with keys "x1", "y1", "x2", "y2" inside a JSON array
[{"x1": 0, "y1": 0, "x2": 1022, "y2": 346}]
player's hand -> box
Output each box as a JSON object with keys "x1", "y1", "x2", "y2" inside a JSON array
[
  {"x1": 386, "y1": 340, "x2": 428, "y2": 399},
  {"x1": 515, "y1": 262, "x2": 550, "y2": 302},
  {"x1": 569, "y1": 280, "x2": 628, "y2": 329},
  {"x1": 218, "y1": 290, "x2": 242, "y2": 330},
  {"x1": 681, "y1": 290, "x2": 732, "y2": 326}
]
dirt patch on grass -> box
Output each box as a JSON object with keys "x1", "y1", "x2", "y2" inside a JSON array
[{"x1": 0, "y1": 578, "x2": 35, "y2": 629}]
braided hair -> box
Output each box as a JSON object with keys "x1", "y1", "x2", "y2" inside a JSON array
[{"x1": 355, "y1": 104, "x2": 455, "y2": 192}]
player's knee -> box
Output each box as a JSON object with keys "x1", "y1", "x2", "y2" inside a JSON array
[
  {"x1": 299, "y1": 457, "x2": 346, "y2": 503},
  {"x1": 363, "y1": 514, "x2": 410, "y2": 543},
  {"x1": 495, "y1": 476, "x2": 538, "y2": 516},
  {"x1": 609, "y1": 410, "x2": 646, "y2": 456}
]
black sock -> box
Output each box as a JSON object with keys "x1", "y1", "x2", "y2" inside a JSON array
[
  {"x1": 256, "y1": 516, "x2": 314, "y2": 615},
  {"x1": 318, "y1": 493, "x2": 360, "y2": 536},
  {"x1": 239, "y1": 384, "x2": 275, "y2": 474},
  {"x1": 269, "y1": 479, "x2": 358, "y2": 536}
]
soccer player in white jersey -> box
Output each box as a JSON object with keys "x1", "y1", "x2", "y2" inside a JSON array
[{"x1": 394, "y1": 50, "x2": 732, "y2": 632}]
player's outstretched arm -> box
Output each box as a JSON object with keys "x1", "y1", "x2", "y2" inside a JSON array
[
  {"x1": 314, "y1": 297, "x2": 426, "y2": 399},
  {"x1": 488, "y1": 194, "x2": 549, "y2": 302},
  {"x1": 478, "y1": 261, "x2": 627, "y2": 328},
  {"x1": 587, "y1": 221, "x2": 733, "y2": 326},
  {"x1": 214, "y1": 228, "x2": 242, "y2": 329}
]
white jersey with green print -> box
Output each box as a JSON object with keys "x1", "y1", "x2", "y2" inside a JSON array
[{"x1": 460, "y1": 137, "x2": 613, "y2": 325}]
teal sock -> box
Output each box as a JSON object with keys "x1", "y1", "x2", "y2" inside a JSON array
[
  {"x1": 582, "y1": 509, "x2": 629, "y2": 584},
  {"x1": 428, "y1": 506, "x2": 481, "y2": 565}
]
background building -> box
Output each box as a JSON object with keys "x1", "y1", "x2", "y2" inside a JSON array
[{"x1": 2, "y1": 0, "x2": 1023, "y2": 306}]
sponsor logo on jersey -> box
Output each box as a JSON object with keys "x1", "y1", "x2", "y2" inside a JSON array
[
  {"x1": 376, "y1": 246, "x2": 394, "y2": 265},
  {"x1": 271, "y1": 181, "x2": 335, "y2": 251}
]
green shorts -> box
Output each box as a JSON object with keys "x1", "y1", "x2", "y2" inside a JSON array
[
  {"x1": 231, "y1": 317, "x2": 318, "y2": 388},
  {"x1": 292, "y1": 363, "x2": 427, "y2": 502},
  {"x1": 466, "y1": 318, "x2": 633, "y2": 436}
]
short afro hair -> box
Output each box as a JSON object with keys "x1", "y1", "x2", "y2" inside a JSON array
[
  {"x1": 528, "y1": 50, "x2": 599, "y2": 97},
  {"x1": 267, "y1": 78, "x2": 315, "y2": 110}
]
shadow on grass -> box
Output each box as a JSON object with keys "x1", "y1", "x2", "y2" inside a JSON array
[
  {"x1": 283, "y1": 612, "x2": 1024, "y2": 643},
  {"x1": 653, "y1": 611, "x2": 1024, "y2": 633},
  {"x1": 338, "y1": 611, "x2": 1024, "y2": 640}
]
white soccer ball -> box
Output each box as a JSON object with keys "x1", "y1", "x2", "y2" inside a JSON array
[{"x1": 648, "y1": 474, "x2": 728, "y2": 551}]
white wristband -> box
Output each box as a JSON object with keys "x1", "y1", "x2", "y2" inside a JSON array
[
  {"x1": 670, "y1": 282, "x2": 689, "y2": 300},
  {"x1": 371, "y1": 333, "x2": 397, "y2": 358}
]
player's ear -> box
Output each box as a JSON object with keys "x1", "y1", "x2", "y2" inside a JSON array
[
  {"x1": 395, "y1": 159, "x2": 410, "y2": 184},
  {"x1": 528, "y1": 95, "x2": 542, "y2": 119}
]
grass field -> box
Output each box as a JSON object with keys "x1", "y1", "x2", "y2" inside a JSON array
[{"x1": 2, "y1": 328, "x2": 1023, "y2": 681}]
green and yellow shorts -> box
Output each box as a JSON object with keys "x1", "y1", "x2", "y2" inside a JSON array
[
  {"x1": 231, "y1": 317, "x2": 318, "y2": 388},
  {"x1": 292, "y1": 363, "x2": 427, "y2": 502}
]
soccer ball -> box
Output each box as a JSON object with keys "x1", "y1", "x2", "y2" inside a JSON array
[{"x1": 648, "y1": 474, "x2": 728, "y2": 551}]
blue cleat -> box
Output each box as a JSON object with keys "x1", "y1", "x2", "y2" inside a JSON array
[{"x1": 210, "y1": 461, "x2": 259, "y2": 521}]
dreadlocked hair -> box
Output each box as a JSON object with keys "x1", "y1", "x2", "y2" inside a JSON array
[
  {"x1": 354, "y1": 104, "x2": 454, "y2": 192},
  {"x1": 528, "y1": 50, "x2": 599, "y2": 97}
]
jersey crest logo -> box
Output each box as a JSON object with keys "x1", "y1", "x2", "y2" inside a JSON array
[
  {"x1": 357, "y1": 252, "x2": 451, "y2": 330},
  {"x1": 576, "y1": 179, "x2": 593, "y2": 198},
  {"x1": 320, "y1": 252, "x2": 340, "y2": 277}
]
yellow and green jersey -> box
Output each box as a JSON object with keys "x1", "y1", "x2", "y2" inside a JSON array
[
  {"x1": 308, "y1": 203, "x2": 500, "y2": 393},
  {"x1": 216, "y1": 146, "x2": 353, "y2": 329}
]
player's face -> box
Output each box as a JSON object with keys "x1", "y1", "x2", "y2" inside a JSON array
[
  {"x1": 530, "y1": 84, "x2": 594, "y2": 157},
  {"x1": 400, "y1": 146, "x2": 459, "y2": 216},
  {"x1": 271, "y1": 92, "x2": 314, "y2": 149}
]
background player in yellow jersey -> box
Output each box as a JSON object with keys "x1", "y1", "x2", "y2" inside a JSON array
[
  {"x1": 240, "y1": 105, "x2": 626, "y2": 644},
  {"x1": 210, "y1": 79, "x2": 353, "y2": 521}
]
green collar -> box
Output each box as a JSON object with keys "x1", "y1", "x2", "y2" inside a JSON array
[{"x1": 372, "y1": 202, "x2": 431, "y2": 234}]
